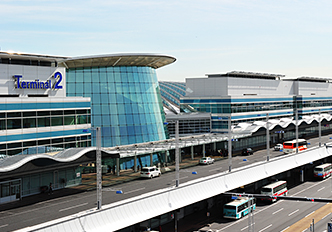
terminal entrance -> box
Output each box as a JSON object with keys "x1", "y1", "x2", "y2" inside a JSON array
[{"x1": 0, "y1": 179, "x2": 21, "y2": 204}]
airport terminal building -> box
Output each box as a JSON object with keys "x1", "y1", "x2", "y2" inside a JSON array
[
  {"x1": 182, "y1": 71, "x2": 332, "y2": 147},
  {"x1": 0, "y1": 51, "x2": 176, "y2": 202}
]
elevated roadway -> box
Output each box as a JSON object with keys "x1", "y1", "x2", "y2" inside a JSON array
[{"x1": 11, "y1": 136, "x2": 332, "y2": 232}]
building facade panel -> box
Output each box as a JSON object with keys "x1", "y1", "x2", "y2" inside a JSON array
[
  {"x1": 0, "y1": 53, "x2": 92, "y2": 157},
  {"x1": 182, "y1": 72, "x2": 332, "y2": 133}
]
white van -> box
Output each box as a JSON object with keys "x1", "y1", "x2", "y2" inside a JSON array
[{"x1": 140, "y1": 166, "x2": 161, "y2": 179}]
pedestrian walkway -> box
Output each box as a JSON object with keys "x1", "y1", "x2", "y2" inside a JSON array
[{"x1": 73, "y1": 155, "x2": 226, "y2": 191}]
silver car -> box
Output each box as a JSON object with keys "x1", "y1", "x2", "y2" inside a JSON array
[
  {"x1": 274, "y1": 144, "x2": 283, "y2": 151},
  {"x1": 199, "y1": 157, "x2": 214, "y2": 165},
  {"x1": 140, "y1": 166, "x2": 161, "y2": 179}
]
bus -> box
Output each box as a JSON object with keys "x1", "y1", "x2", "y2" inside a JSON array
[
  {"x1": 223, "y1": 197, "x2": 256, "y2": 219},
  {"x1": 283, "y1": 139, "x2": 307, "y2": 153},
  {"x1": 314, "y1": 163, "x2": 332, "y2": 179},
  {"x1": 261, "y1": 180, "x2": 287, "y2": 202}
]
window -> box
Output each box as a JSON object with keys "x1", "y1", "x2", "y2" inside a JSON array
[
  {"x1": 51, "y1": 117, "x2": 63, "y2": 126},
  {"x1": 23, "y1": 118, "x2": 36, "y2": 128},
  {"x1": 38, "y1": 117, "x2": 50, "y2": 127}
]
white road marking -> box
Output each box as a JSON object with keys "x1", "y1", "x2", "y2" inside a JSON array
[
  {"x1": 288, "y1": 209, "x2": 299, "y2": 216},
  {"x1": 322, "y1": 213, "x2": 330, "y2": 220},
  {"x1": 272, "y1": 208, "x2": 284, "y2": 215},
  {"x1": 241, "y1": 225, "x2": 248, "y2": 231},
  {"x1": 293, "y1": 178, "x2": 330, "y2": 196},
  {"x1": 59, "y1": 202, "x2": 88, "y2": 212},
  {"x1": 209, "y1": 167, "x2": 223, "y2": 172},
  {"x1": 280, "y1": 226, "x2": 289, "y2": 232},
  {"x1": 173, "y1": 176, "x2": 188, "y2": 182},
  {"x1": 305, "y1": 211, "x2": 315, "y2": 217},
  {"x1": 124, "y1": 187, "x2": 145, "y2": 195},
  {"x1": 258, "y1": 224, "x2": 272, "y2": 232},
  {"x1": 317, "y1": 187, "x2": 325, "y2": 192},
  {"x1": 0, "y1": 224, "x2": 8, "y2": 229},
  {"x1": 239, "y1": 161, "x2": 249, "y2": 165}
]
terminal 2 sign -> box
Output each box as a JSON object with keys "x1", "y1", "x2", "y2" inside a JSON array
[{"x1": 13, "y1": 71, "x2": 63, "y2": 90}]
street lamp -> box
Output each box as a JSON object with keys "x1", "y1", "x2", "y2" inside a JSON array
[
  {"x1": 164, "y1": 121, "x2": 180, "y2": 187},
  {"x1": 89, "y1": 127, "x2": 102, "y2": 210},
  {"x1": 228, "y1": 116, "x2": 232, "y2": 172},
  {"x1": 266, "y1": 113, "x2": 270, "y2": 161},
  {"x1": 319, "y1": 109, "x2": 321, "y2": 147},
  {"x1": 296, "y1": 108, "x2": 299, "y2": 153},
  {"x1": 96, "y1": 127, "x2": 102, "y2": 210}
]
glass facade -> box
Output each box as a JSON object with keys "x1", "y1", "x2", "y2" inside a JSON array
[
  {"x1": 0, "y1": 101, "x2": 91, "y2": 156},
  {"x1": 66, "y1": 66, "x2": 166, "y2": 147}
]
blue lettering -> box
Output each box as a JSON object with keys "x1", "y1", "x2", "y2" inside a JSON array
[
  {"x1": 53, "y1": 72, "x2": 63, "y2": 89},
  {"x1": 45, "y1": 80, "x2": 50, "y2": 89},
  {"x1": 13, "y1": 73, "x2": 62, "y2": 90},
  {"x1": 21, "y1": 81, "x2": 26, "y2": 89},
  {"x1": 14, "y1": 75, "x2": 22, "y2": 88},
  {"x1": 30, "y1": 82, "x2": 37, "y2": 88}
]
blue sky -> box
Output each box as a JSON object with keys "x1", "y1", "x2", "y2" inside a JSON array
[{"x1": 1, "y1": 0, "x2": 332, "y2": 81}]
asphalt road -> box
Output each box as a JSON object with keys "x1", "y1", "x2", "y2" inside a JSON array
[
  {"x1": 1, "y1": 134, "x2": 331, "y2": 232},
  {"x1": 205, "y1": 177, "x2": 332, "y2": 232}
]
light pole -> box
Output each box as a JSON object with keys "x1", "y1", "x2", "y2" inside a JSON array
[
  {"x1": 228, "y1": 116, "x2": 232, "y2": 172},
  {"x1": 96, "y1": 127, "x2": 102, "y2": 210},
  {"x1": 164, "y1": 121, "x2": 180, "y2": 187},
  {"x1": 319, "y1": 109, "x2": 321, "y2": 147},
  {"x1": 248, "y1": 194, "x2": 254, "y2": 232},
  {"x1": 266, "y1": 113, "x2": 270, "y2": 161},
  {"x1": 175, "y1": 120, "x2": 180, "y2": 187},
  {"x1": 296, "y1": 108, "x2": 299, "y2": 153}
]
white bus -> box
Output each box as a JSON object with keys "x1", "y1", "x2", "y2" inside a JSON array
[
  {"x1": 283, "y1": 139, "x2": 307, "y2": 153},
  {"x1": 223, "y1": 197, "x2": 256, "y2": 219},
  {"x1": 314, "y1": 163, "x2": 332, "y2": 179},
  {"x1": 261, "y1": 180, "x2": 287, "y2": 202}
]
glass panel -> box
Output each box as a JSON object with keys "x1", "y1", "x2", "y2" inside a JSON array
[
  {"x1": 8, "y1": 142, "x2": 22, "y2": 149},
  {"x1": 24, "y1": 141, "x2": 36, "y2": 147},
  {"x1": 38, "y1": 117, "x2": 50, "y2": 127},
  {"x1": 37, "y1": 111, "x2": 50, "y2": 116},
  {"x1": 64, "y1": 116, "x2": 75, "y2": 125},
  {"x1": 7, "y1": 119, "x2": 21, "y2": 129},
  {"x1": 64, "y1": 110, "x2": 75, "y2": 115},
  {"x1": 1, "y1": 183, "x2": 10, "y2": 197},
  {"x1": 52, "y1": 138, "x2": 63, "y2": 144},
  {"x1": 23, "y1": 118, "x2": 36, "y2": 128},
  {"x1": 0, "y1": 120, "x2": 5, "y2": 130},
  {"x1": 51, "y1": 110, "x2": 63, "y2": 115},
  {"x1": 23, "y1": 111, "x2": 36, "y2": 117},
  {"x1": 51, "y1": 117, "x2": 63, "y2": 126},
  {"x1": 7, "y1": 112, "x2": 21, "y2": 118}
]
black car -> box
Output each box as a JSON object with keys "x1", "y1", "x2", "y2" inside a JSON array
[{"x1": 242, "y1": 148, "x2": 253, "y2": 155}]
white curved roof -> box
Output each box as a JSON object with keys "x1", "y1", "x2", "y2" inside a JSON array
[
  {"x1": 0, "y1": 147, "x2": 119, "y2": 173},
  {"x1": 232, "y1": 113, "x2": 332, "y2": 134}
]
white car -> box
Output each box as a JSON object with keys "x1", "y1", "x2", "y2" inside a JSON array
[
  {"x1": 274, "y1": 144, "x2": 283, "y2": 151},
  {"x1": 140, "y1": 166, "x2": 161, "y2": 179},
  {"x1": 199, "y1": 157, "x2": 214, "y2": 165}
]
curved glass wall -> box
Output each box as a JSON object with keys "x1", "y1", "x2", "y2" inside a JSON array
[{"x1": 66, "y1": 66, "x2": 166, "y2": 147}]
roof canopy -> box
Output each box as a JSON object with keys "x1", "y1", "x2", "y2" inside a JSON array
[{"x1": 59, "y1": 54, "x2": 176, "y2": 69}]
